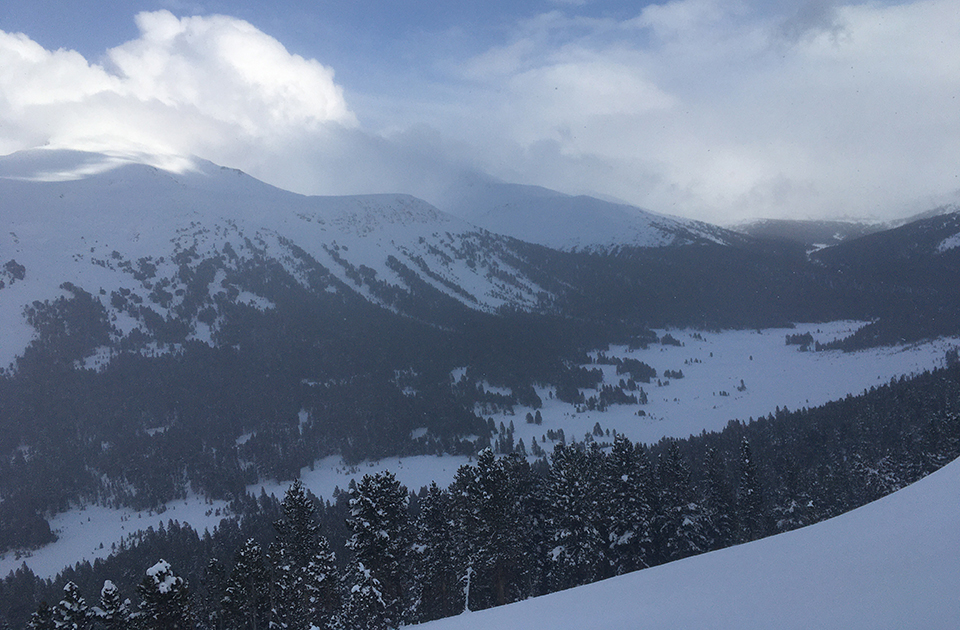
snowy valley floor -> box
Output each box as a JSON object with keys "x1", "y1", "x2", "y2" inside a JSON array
[
  {"x1": 419, "y1": 455, "x2": 960, "y2": 630},
  {"x1": 3, "y1": 321, "x2": 959, "y2": 579}
]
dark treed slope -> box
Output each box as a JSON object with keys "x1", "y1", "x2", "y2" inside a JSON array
[{"x1": 3, "y1": 352, "x2": 958, "y2": 628}]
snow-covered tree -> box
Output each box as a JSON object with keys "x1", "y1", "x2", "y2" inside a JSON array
[
  {"x1": 656, "y1": 441, "x2": 707, "y2": 563},
  {"x1": 604, "y1": 435, "x2": 655, "y2": 573},
  {"x1": 342, "y1": 562, "x2": 386, "y2": 630},
  {"x1": 272, "y1": 479, "x2": 340, "y2": 630},
  {"x1": 448, "y1": 449, "x2": 538, "y2": 610},
  {"x1": 96, "y1": 580, "x2": 130, "y2": 630},
  {"x1": 412, "y1": 482, "x2": 460, "y2": 622},
  {"x1": 737, "y1": 438, "x2": 769, "y2": 542},
  {"x1": 346, "y1": 471, "x2": 411, "y2": 628},
  {"x1": 53, "y1": 581, "x2": 93, "y2": 630},
  {"x1": 222, "y1": 538, "x2": 270, "y2": 630},
  {"x1": 136, "y1": 559, "x2": 192, "y2": 630},
  {"x1": 702, "y1": 446, "x2": 736, "y2": 550},
  {"x1": 546, "y1": 443, "x2": 608, "y2": 590},
  {"x1": 27, "y1": 601, "x2": 55, "y2": 630}
]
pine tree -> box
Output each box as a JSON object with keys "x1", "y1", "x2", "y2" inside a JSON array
[
  {"x1": 96, "y1": 580, "x2": 130, "y2": 630},
  {"x1": 412, "y1": 483, "x2": 460, "y2": 622},
  {"x1": 604, "y1": 435, "x2": 655, "y2": 573},
  {"x1": 656, "y1": 441, "x2": 707, "y2": 563},
  {"x1": 136, "y1": 559, "x2": 193, "y2": 630},
  {"x1": 198, "y1": 559, "x2": 226, "y2": 630},
  {"x1": 448, "y1": 449, "x2": 537, "y2": 610},
  {"x1": 346, "y1": 471, "x2": 411, "y2": 628},
  {"x1": 222, "y1": 539, "x2": 270, "y2": 630},
  {"x1": 545, "y1": 443, "x2": 608, "y2": 590},
  {"x1": 737, "y1": 438, "x2": 769, "y2": 542},
  {"x1": 53, "y1": 581, "x2": 93, "y2": 630},
  {"x1": 27, "y1": 602, "x2": 55, "y2": 630},
  {"x1": 702, "y1": 446, "x2": 736, "y2": 550},
  {"x1": 272, "y1": 480, "x2": 340, "y2": 630},
  {"x1": 342, "y1": 562, "x2": 386, "y2": 630}
]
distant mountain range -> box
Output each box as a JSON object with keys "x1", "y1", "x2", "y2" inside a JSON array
[
  {"x1": 1, "y1": 147, "x2": 960, "y2": 580},
  {"x1": 733, "y1": 204, "x2": 960, "y2": 248}
]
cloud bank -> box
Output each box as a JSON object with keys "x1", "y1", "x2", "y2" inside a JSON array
[
  {"x1": 1, "y1": 2, "x2": 959, "y2": 223},
  {"x1": 0, "y1": 10, "x2": 355, "y2": 165}
]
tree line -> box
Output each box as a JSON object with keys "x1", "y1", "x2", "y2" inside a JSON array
[{"x1": 9, "y1": 353, "x2": 960, "y2": 628}]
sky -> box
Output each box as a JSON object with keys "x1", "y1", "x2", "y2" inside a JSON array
[{"x1": 1, "y1": 0, "x2": 958, "y2": 224}]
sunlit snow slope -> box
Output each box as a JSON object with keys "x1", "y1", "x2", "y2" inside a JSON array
[
  {"x1": 0, "y1": 149, "x2": 552, "y2": 366},
  {"x1": 441, "y1": 177, "x2": 743, "y2": 251},
  {"x1": 423, "y1": 456, "x2": 960, "y2": 630}
]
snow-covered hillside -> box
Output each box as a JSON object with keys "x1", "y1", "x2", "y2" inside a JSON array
[
  {"x1": 439, "y1": 176, "x2": 742, "y2": 252},
  {"x1": 6, "y1": 320, "x2": 954, "y2": 580},
  {"x1": 0, "y1": 149, "x2": 552, "y2": 366},
  {"x1": 422, "y1": 455, "x2": 960, "y2": 630}
]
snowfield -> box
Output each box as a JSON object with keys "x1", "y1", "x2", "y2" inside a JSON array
[
  {"x1": 5, "y1": 320, "x2": 956, "y2": 581},
  {"x1": 420, "y1": 455, "x2": 960, "y2": 630}
]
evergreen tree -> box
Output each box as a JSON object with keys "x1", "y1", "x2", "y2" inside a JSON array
[
  {"x1": 222, "y1": 539, "x2": 270, "y2": 630},
  {"x1": 448, "y1": 449, "x2": 536, "y2": 610},
  {"x1": 197, "y1": 559, "x2": 226, "y2": 630},
  {"x1": 604, "y1": 435, "x2": 655, "y2": 573},
  {"x1": 737, "y1": 438, "x2": 769, "y2": 542},
  {"x1": 346, "y1": 471, "x2": 411, "y2": 628},
  {"x1": 342, "y1": 562, "x2": 386, "y2": 630},
  {"x1": 545, "y1": 443, "x2": 607, "y2": 590},
  {"x1": 272, "y1": 480, "x2": 340, "y2": 630},
  {"x1": 27, "y1": 602, "x2": 55, "y2": 630},
  {"x1": 656, "y1": 442, "x2": 707, "y2": 563},
  {"x1": 702, "y1": 446, "x2": 736, "y2": 550},
  {"x1": 412, "y1": 483, "x2": 460, "y2": 622},
  {"x1": 96, "y1": 580, "x2": 130, "y2": 630},
  {"x1": 136, "y1": 559, "x2": 193, "y2": 630},
  {"x1": 53, "y1": 582, "x2": 93, "y2": 630}
]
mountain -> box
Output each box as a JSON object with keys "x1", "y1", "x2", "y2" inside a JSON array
[
  {"x1": 421, "y1": 456, "x2": 960, "y2": 630},
  {"x1": 1, "y1": 147, "x2": 959, "y2": 573},
  {"x1": 0, "y1": 149, "x2": 562, "y2": 367},
  {"x1": 439, "y1": 175, "x2": 746, "y2": 252},
  {"x1": 732, "y1": 218, "x2": 883, "y2": 248}
]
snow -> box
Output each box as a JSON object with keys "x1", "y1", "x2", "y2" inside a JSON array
[
  {"x1": 440, "y1": 178, "x2": 733, "y2": 251},
  {"x1": 2, "y1": 317, "x2": 955, "y2": 581},
  {"x1": 0, "y1": 496, "x2": 229, "y2": 580},
  {"x1": 421, "y1": 456, "x2": 960, "y2": 630},
  {"x1": 937, "y1": 231, "x2": 960, "y2": 252},
  {"x1": 0, "y1": 148, "x2": 556, "y2": 367}
]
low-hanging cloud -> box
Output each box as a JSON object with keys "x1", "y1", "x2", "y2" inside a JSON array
[
  {"x1": 2, "y1": 3, "x2": 959, "y2": 224},
  {"x1": 434, "y1": 0, "x2": 960, "y2": 222},
  {"x1": 0, "y1": 10, "x2": 356, "y2": 163}
]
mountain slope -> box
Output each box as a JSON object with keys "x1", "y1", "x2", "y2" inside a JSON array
[
  {"x1": 732, "y1": 218, "x2": 883, "y2": 248},
  {"x1": 0, "y1": 149, "x2": 554, "y2": 366},
  {"x1": 423, "y1": 456, "x2": 960, "y2": 630},
  {"x1": 440, "y1": 176, "x2": 745, "y2": 252}
]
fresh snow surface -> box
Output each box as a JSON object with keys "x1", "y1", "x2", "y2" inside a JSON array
[
  {"x1": 420, "y1": 456, "x2": 960, "y2": 630},
  {"x1": 0, "y1": 496, "x2": 229, "y2": 580},
  {"x1": 439, "y1": 178, "x2": 733, "y2": 251}
]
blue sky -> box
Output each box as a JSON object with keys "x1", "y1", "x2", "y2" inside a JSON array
[{"x1": 1, "y1": 0, "x2": 958, "y2": 223}]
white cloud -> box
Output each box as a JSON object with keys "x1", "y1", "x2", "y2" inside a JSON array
[
  {"x1": 1, "y1": 3, "x2": 958, "y2": 224},
  {"x1": 432, "y1": 0, "x2": 960, "y2": 222},
  {"x1": 0, "y1": 10, "x2": 355, "y2": 166}
]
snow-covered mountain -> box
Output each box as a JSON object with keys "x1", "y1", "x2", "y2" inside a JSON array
[
  {"x1": 439, "y1": 176, "x2": 744, "y2": 252},
  {"x1": 423, "y1": 456, "x2": 960, "y2": 630},
  {"x1": 0, "y1": 149, "x2": 555, "y2": 366}
]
